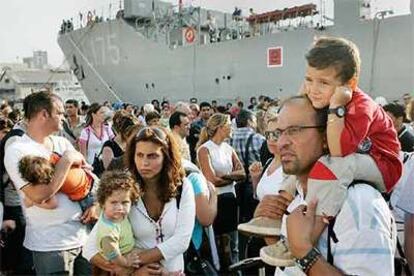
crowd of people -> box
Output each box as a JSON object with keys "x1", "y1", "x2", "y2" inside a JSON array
[{"x1": 0, "y1": 36, "x2": 413, "y2": 276}]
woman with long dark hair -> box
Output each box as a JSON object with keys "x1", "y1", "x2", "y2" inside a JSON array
[
  {"x1": 79, "y1": 103, "x2": 114, "y2": 165},
  {"x1": 83, "y1": 127, "x2": 195, "y2": 274}
]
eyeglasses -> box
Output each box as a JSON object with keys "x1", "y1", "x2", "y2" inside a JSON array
[
  {"x1": 265, "y1": 125, "x2": 325, "y2": 141},
  {"x1": 264, "y1": 131, "x2": 279, "y2": 141}
]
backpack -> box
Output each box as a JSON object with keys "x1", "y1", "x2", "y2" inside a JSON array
[
  {"x1": 85, "y1": 126, "x2": 110, "y2": 178},
  {"x1": 175, "y1": 165, "x2": 197, "y2": 209},
  {"x1": 181, "y1": 165, "x2": 219, "y2": 276},
  {"x1": 0, "y1": 129, "x2": 25, "y2": 203},
  {"x1": 91, "y1": 148, "x2": 105, "y2": 178}
]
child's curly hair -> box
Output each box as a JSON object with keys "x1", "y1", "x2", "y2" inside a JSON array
[
  {"x1": 97, "y1": 170, "x2": 140, "y2": 207},
  {"x1": 18, "y1": 155, "x2": 54, "y2": 185}
]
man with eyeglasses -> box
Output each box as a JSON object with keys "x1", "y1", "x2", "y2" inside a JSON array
[
  {"x1": 255, "y1": 37, "x2": 400, "y2": 270},
  {"x1": 255, "y1": 96, "x2": 395, "y2": 275}
]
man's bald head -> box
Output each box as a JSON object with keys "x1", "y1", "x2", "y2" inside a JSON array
[
  {"x1": 276, "y1": 95, "x2": 327, "y2": 179},
  {"x1": 279, "y1": 96, "x2": 328, "y2": 127}
]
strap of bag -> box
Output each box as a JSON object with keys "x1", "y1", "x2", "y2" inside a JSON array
[
  {"x1": 205, "y1": 226, "x2": 220, "y2": 270},
  {"x1": 327, "y1": 217, "x2": 338, "y2": 265},
  {"x1": 87, "y1": 126, "x2": 110, "y2": 160},
  {"x1": 0, "y1": 128, "x2": 25, "y2": 203},
  {"x1": 326, "y1": 180, "x2": 403, "y2": 270},
  {"x1": 190, "y1": 233, "x2": 204, "y2": 258},
  {"x1": 326, "y1": 181, "x2": 358, "y2": 265},
  {"x1": 86, "y1": 125, "x2": 109, "y2": 153},
  {"x1": 403, "y1": 152, "x2": 411, "y2": 164},
  {"x1": 396, "y1": 232, "x2": 412, "y2": 275},
  {"x1": 260, "y1": 158, "x2": 273, "y2": 178},
  {"x1": 96, "y1": 143, "x2": 105, "y2": 159},
  {"x1": 100, "y1": 126, "x2": 113, "y2": 156},
  {"x1": 189, "y1": 226, "x2": 219, "y2": 275},
  {"x1": 242, "y1": 133, "x2": 255, "y2": 175},
  {"x1": 175, "y1": 184, "x2": 183, "y2": 209},
  {"x1": 99, "y1": 139, "x2": 115, "y2": 158},
  {"x1": 86, "y1": 126, "x2": 91, "y2": 153},
  {"x1": 62, "y1": 120, "x2": 77, "y2": 141}
]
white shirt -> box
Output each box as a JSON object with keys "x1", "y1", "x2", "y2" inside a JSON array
[
  {"x1": 198, "y1": 140, "x2": 235, "y2": 195},
  {"x1": 396, "y1": 152, "x2": 414, "y2": 215},
  {"x1": 172, "y1": 132, "x2": 191, "y2": 161},
  {"x1": 83, "y1": 178, "x2": 195, "y2": 272},
  {"x1": 256, "y1": 164, "x2": 284, "y2": 201},
  {"x1": 275, "y1": 183, "x2": 396, "y2": 276},
  {"x1": 4, "y1": 135, "x2": 88, "y2": 251},
  {"x1": 137, "y1": 115, "x2": 147, "y2": 126},
  {"x1": 79, "y1": 125, "x2": 114, "y2": 164}
]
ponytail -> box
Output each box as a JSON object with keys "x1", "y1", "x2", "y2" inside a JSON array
[
  {"x1": 195, "y1": 113, "x2": 229, "y2": 150},
  {"x1": 85, "y1": 102, "x2": 103, "y2": 126},
  {"x1": 196, "y1": 127, "x2": 209, "y2": 150},
  {"x1": 85, "y1": 114, "x2": 92, "y2": 126}
]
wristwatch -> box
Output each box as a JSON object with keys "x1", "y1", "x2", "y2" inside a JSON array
[
  {"x1": 328, "y1": 106, "x2": 346, "y2": 118},
  {"x1": 294, "y1": 247, "x2": 321, "y2": 273}
]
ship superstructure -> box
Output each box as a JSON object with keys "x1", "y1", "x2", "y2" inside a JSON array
[{"x1": 57, "y1": 0, "x2": 413, "y2": 105}]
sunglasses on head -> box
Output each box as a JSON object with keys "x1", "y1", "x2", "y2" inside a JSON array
[{"x1": 136, "y1": 127, "x2": 167, "y2": 141}]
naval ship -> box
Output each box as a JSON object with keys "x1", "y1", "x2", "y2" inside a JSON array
[{"x1": 57, "y1": 0, "x2": 414, "y2": 106}]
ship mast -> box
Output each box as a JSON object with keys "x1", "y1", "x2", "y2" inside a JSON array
[{"x1": 178, "y1": 0, "x2": 183, "y2": 13}]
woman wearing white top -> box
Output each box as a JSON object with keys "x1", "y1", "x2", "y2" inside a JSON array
[
  {"x1": 78, "y1": 103, "x2": 114, "y2": 165},
  {"x1": 250, "y1": 117, "x2": 284, "y2": 201},
  {"x1": 238, "y1": 115, "x2": 293, "y2": 238},
  {"x1": 83, "y1": 127, "x2": 195, "y2": 274},
  {"x1": 236, "y1": 116, "x2": 287, "y2": 273},
  {"x1": 196, "y1": 113, "x2": 245, "y2": 271}
]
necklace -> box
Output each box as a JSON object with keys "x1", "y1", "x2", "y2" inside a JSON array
[{"x1": 135, "y1": 201, "x2": 165, "y2": 244}]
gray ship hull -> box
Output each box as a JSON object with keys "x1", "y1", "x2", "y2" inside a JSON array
[{"x1": 58, "y1": 0, "x2": 413, "y2": 105}]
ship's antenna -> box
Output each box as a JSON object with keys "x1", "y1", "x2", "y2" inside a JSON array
[
  {"x1": 369, "y1": 9, "x2": 393, "y2": 95},
  {"x1": 178, "y1": 0, "x2": 183, "y2": 13},
  {"x1": 320, "y1": 0, "x2": 326, "y2": 27}
]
